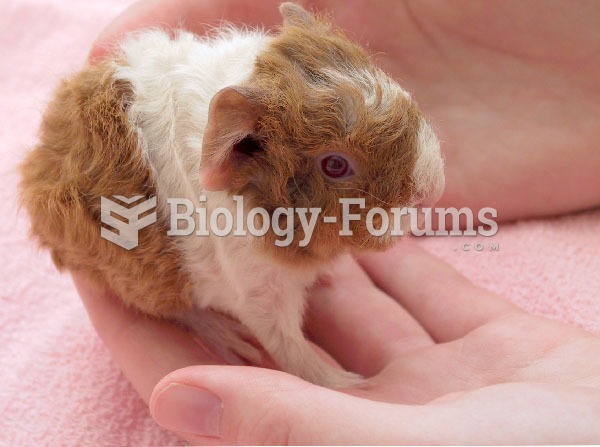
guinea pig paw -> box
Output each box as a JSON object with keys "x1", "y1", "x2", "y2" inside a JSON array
[
  {"x1": 303, "y1": 363, "x2": 365, "y2": 389},
  {"x1": 182, "y1": 310, "x2": 264, "y2": 366},
  {"x1": 320, "y1": 369, "x2": 366, "y2": 390},
  {"x1": 212, "y1": 335, "x2": 263, "y2": 366}
]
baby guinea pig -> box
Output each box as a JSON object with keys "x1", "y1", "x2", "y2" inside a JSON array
[{"x1": 20, "y1": 3, "x2": 444, "y2": 388}]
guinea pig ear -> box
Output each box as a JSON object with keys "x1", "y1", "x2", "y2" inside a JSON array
[
  {"x1": 200, "y1": 86, "x2": 264, "y2": 191},
  {"x1": 279, "y1": 2, "x2": 317, "y2": 28}
]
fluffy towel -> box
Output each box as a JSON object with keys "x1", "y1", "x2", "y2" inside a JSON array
[{"x1": 1, "y1": 0, "x2": 599, "y2": 445}]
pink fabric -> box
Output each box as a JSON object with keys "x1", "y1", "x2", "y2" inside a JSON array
[{"x1": 1, "y1": 0, "x2": 599, "y2": 445}]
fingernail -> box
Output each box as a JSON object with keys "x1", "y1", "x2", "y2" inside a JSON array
[{"x1": 152, "y1": 383, "x2": 222, "y2": 438}]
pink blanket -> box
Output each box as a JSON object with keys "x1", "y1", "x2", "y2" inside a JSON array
[{"x1": 2, "y1": 0, "x2": 599, "y2": 445}]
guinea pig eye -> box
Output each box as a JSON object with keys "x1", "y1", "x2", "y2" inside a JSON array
[{"x1": 319, "y1": 154, "x2": 355, "y2": 180}]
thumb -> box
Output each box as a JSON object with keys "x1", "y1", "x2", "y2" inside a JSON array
[{"x1": 149, "y1": 365, "x2": 395, "y2": 445}]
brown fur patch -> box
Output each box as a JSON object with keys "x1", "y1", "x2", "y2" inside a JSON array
[
  {"x1": 19, "y1": 63, "x2": 193, "y2": 317},
  {"x1": 222, "y1": 13, "x2": 422, "y2": 265}
]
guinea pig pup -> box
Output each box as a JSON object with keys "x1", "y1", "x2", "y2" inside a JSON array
[{"x1": 20, "y1": 3, "x2": 444, "y2": 388}]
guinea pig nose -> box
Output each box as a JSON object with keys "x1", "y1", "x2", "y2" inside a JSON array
[
  {"x1": 417, "y1": 196, "x2": 437, "y2": 208},
  {"x1": 416, "y1": 187, "x2": 444, "y2": 208},
  {"x1": 417, "y1": 171, "x2": 445, "y2": 208}
]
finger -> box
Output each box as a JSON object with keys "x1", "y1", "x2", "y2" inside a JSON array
[
  {"x1": 149, "y1": 365, "x2": 411, "y2": 445},
  {"x1": 306, "y1": 255, "x2": 434, "y2": 377},
  {"x1": 89, "y1": 0, "x2": 190, "y2": 62},
  {"x1": 422, "y1": 383, "x2": 600, "y2": 444},
  {"x1": 72, "y1": 271, "x2": 216, "y2": 402},
  {"x1": 89, "y1": 0, "x2": 283, "y2": 62},
  {"x1": 358, "y1": 241, "x2": 521, "y2": 342},
  {"x1": 152, "y1": 367, "x2": 600, "y2": 445}
]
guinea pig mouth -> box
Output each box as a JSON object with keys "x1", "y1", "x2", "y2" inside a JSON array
[
  {"x1": 414, "y1": 168, "x2": 446, "y2": 209},
  {"x1": 413, "y1": 183, "x2": 445, "y2": 209}
]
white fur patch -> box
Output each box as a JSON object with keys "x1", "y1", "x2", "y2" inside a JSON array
[{"x1": 412, "y1": 118, "x2": 445, "y2": 206}]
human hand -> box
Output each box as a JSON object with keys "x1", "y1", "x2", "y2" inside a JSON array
[
  {"x1": 73, "y1": 241, "x2": 600, "y2": 444},
  {"x1": 81, "y1": 2, "x2": 600, "y2": 442},
  {"x1": 89, "y1": 0, "x2": 600, "y2": 222}
]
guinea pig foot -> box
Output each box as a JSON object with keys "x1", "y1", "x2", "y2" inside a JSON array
[
  {"x1": 180, "y1": 310, "x2": 264, "y2": 366},
  {"x1": 286, "y1": 355, "x2": 365, "y2": 389},
  {"x1": 307, "y1": 367, "x2": 365, "y2": 390},
  {"x1": 208, "y1": 335, "x2": 263, "y2": 367}
]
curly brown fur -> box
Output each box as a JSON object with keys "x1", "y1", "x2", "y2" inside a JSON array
[
  {"x1": 19, "y1": 63, "x2": 193, "y2": 317},
  {"x1": 210, "y1": 10, "x2": 421, "y2": 263}
]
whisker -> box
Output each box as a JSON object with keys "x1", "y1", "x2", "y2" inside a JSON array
[
  {"x1": 333, "y1": 187, "x2": 393, "y2": 207},
  {"x1": 359, "y1": 234, "x2": 372, "y2": 249},
  {"x1": 292, "y1": 176, "x2": 309, "y2": 204}
]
